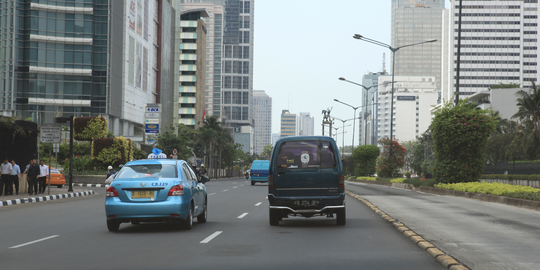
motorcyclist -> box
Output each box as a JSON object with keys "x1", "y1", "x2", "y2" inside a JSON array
[
  {"x1": 106, "y1": 165, "x2": 116, "y2": 180},
  {"x1": 199, "y1": 164, "x2": 207, "y2": 176}
]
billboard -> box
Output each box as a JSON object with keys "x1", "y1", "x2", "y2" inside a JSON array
[{"x1": 124, "y1": 0, "x2": 156, "y2": 123}]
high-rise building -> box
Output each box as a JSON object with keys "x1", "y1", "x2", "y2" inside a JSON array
[
  {"x1": 171, "y1": 7, "x2": 208, "y2": 127},
  {"x1": 175, "y1": 2, "x2": 223, "y2": 119},
  {"x1": 180, "y1": 0, "x2": 255, "y2": 149},
  {"x1": 377, "y1": 76, "x2": 438, "y2": 141},
  {"x1": 299, "y1": 112, "x2": 314, "y2": 136},
  {"x1": 253, "y1": 90, "x2": 272, "y2": 154},
  {"x1": 441, "y1": 1, "x2": 539, "y2": 102},
  {"x1": 271, "y1": 133, "x2": 280, "y2": 146},
  {"x1": 0, "y1": 1, "x2": 174, "y2": 141},
  {"x1": 280, "y1": 110, "x2": 296, "y2": 137},
  {"x1": 391, "y1": 0, "x2": 444, "y2": 89},
  {"x1": 361, "y1": 71, "x2": 388, "y2": 145}
]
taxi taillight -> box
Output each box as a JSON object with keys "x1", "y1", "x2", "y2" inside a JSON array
[
  {"x1": 106, "y1": 186, "x2": 119, "y2": 197},
  {"x1": 339, "y1": 174, "x2": 345, "y2": 189},
  {"x1": 268, "y1": 175, "x2": 273, "y2": 190},
  {"x1": 168, "y1": 185, "x2": 184, "y2": 196}
]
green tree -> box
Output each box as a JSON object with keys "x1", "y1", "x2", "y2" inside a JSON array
[
  {"x1": 375, "y1": 138, "x2": 406, "y2": 177},
  {"x1": 352, "y1": 145, "x2": 380, "y2": 176},
  {"x1": 512, "y1": 82, "x2": 540, "y2": 155},
  {"x1": 260, "y1": 144, "x2": 273, "y2": 160},
  {"x1": 490, "y1": 82, "x2": 520, "y2": 89},
  {"x1": 431, "y1": 99, "x2": 495, "y2": 183}
]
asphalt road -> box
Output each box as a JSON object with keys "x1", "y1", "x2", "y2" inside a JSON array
[
  {"x1": 0, "y1": 178, "x2": 444, "y2": 270},
  {"x1": 346, "y1": 181, "x2": 540, "y2": 270}
]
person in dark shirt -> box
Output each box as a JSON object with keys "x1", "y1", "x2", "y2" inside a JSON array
[
  {"x1": 106, "y1": 165, "x2": 116, "y2": 180},
  {"x1": 27, "y1": 159, "x2": 40, "y2": 195}
]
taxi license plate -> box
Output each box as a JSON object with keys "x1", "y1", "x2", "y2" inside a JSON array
[{"x1": 132, "y1": 190, "x2": 154, "y2": 199}]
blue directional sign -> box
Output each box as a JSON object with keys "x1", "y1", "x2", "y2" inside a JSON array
[
  {"x1": 145, "y1": 124, "x2": 159, "y2": 134},
  {"x1": 145, "y1": 130, "x2": 159, "y2": 134}
]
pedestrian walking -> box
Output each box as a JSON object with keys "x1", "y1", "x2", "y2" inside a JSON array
[
  {"x1": 10, "y1": 160, "x2": 21, "y2": 195},
  {"x1": 0, "y1": 158, "x2": 13, "y2": 196},
  {"x1": 27, "y1": 159, "x2": 40, "y2": 195},
  {"x1": 38, "y1": 160, "x2": 49, "y2": 194}
]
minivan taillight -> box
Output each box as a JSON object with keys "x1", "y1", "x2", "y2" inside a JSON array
[
  {"x1": 168, "y1": 185, "x2": 184, "y2": 196},
  {"x1": 268, "y1": 175, "x2": 273, "y2": 190},
  {"x1": 339, "y1": 174, "x2": 344, "y2": 189},
  {"x1": 106, "y1": 186, "x2": 119, "y2": 197}
]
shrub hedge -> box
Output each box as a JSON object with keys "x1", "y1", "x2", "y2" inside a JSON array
[
  {"x1": 435, "y1": 182, "x2": 540, "y2": 198},
  {"x1": 482, "y1": 174, "x2": 540, "y2": 181}
]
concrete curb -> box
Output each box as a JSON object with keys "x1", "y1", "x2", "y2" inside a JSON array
[
  {"x1": 345, "y1": 190, "x2": 471, "y2": 270},
  {"x1": 0, "y1": 190, "x2": 95, "y2": 207}
]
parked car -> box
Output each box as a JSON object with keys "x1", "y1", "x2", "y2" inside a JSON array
[
  {"x1": 250, "y1": 160, "x2": 270, "y2": 185},
  {"x1": 46, "y1": 168, "x2": 66, "y2": 188},
  {"x1": 105, "y1": 158, "x2": 207, "y2": 232},
  {"x1": 268, "y1": 136, "x2": 346, "y2": 226}
]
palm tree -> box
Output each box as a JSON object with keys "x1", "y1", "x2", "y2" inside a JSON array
[
  {"x1": 512, "y1": 81, "x2": 540, "y2": 153},
  {"x1": 197, "y1": 116, "x2": 223, "y2": 177}
]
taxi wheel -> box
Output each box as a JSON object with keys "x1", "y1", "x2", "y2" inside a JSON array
[
  {"x1": 107, "y1": 220, "x2": 120, "y2": 232},
  {"x1": 183, "y1": 203, "x2": 193, "y2": 230},
  {"x1": 197, "y1": 200, "x2": 207, "y2": 223}
]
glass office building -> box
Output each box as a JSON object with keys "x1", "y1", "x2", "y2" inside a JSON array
[
  {"x1": 391, "y1": 0, "x2": 444, "y2": 90},
  {"x1": 1, "y1": 0, "x2": 108, "y2": 124}
]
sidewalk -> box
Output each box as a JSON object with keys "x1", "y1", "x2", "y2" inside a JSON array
[{"x1": 0, "y1": 186, "x2": 95, "y2": 207}]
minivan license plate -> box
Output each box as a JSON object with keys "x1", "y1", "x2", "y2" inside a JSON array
[
  {"x1": 132, "y1": 190, "x2": 154, "y2": 199},
  {"x1": 294, "y1": 200, "x2": 319, "y2": 207},
  {"x1": 254, "y1": 173, "x2": 259, "y2": 176}
]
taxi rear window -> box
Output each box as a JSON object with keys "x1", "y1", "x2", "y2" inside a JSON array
[{"x1": 115, "y1": 164, "x2": 178, "y2": 179}]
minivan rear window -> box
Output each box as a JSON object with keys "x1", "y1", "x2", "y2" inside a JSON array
[{"x1": 276, "y1": 140, "x2": 336, "y2": 169}]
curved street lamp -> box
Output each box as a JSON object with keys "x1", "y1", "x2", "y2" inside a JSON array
[
  {"x1": 353, "y1": 34, "x2": 436, "y2": 140},
  {"x1": 334, "y1": 99, "x2": 361, "y2": 153},
  {"x1": 338, "y1": 77, "x2": 395, "y2": 145}
]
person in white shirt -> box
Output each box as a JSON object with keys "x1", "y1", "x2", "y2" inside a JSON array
[
  {"x1": 38, "y1": 160, "x2": 49, "y2": 194},
  {"x1": 0, "y1": 158, "x2": 13, "y2": 196},
  {"x1": 10, "y1": 160, "x2": 21, "y2": 195}
]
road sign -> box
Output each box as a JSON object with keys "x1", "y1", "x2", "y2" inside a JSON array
[
  {"x1": 172, "y1": 148, "x2": 178, "y2": 155},
  {"x1": 40, "y1": 126, "x2": 61, "y2": 143},
  {"x1": 145, "y1": 112, "x2": 160, "y2": 118},
  {"x1": 145, "y1": 124, "x2": 159, "y2": 130},
  {"x1": 145, "y1": 130, "x2": 159, "y2": 134},
  {"x1": 53, "y1": 143, "x2": 60, "y2": 153},
  {"x1": 146, "y1": 107, "x2": 160, "y2": 112},
  {"x1": 145, "y1": 119, "x2": 159, "y2": 124}
]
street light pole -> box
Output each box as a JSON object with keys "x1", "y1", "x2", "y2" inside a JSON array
[
  {"x1": 338, "y1": 77, "x2": 395, "y2": 144},
  {"x1": 353, "y1": 34, "x2": 436, "y2": 140},
  {"x1": 334, "y1": 99, "x2": 360, "y2": 152}
]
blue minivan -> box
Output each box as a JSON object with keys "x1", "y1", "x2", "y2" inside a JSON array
[
  {"x1": 267, "y1": 136, "x2": 345, "y2": 226},
  {"x1": 250, "y1": 160, "x2": 270, "y2": 186}
]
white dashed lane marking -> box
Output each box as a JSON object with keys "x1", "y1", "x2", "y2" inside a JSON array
[
  {"x1": 223, "y1": 189, "x2": 228, "y2": 192},
  {"x1": 200, "y1": 231, "x2": 223, "y2": 244},
  {"x1": 209, "y1": 193, "x2": 216, "y2": 196},
  {"x1": 255, "y1": 202, "x2": 262, "y2": 206},
  {"x1": 9, "y1": 235, "x2": 59, "y2": 249},
  {"x1": 233, "y1": 186, "x2": 238, "y2": 188},
  {"x1": 237, "y1": 213, "x2": 249, "y2": 219}
]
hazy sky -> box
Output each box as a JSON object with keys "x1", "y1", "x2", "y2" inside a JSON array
[{"x1": 253, "y1": 0, "x2": 447, "y2": 146}]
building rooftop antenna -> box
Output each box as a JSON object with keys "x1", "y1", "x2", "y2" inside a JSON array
[{"x1": 382, "y1": 52, "x2": 386, "y2": 74}]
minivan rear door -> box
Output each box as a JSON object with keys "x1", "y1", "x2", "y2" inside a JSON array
[
  {"x1": 319, "y1": 140, "x2": 340, "y2": 196},
  {"x1": 273, "y1": 140, "x2": 322, "y2": 197}
]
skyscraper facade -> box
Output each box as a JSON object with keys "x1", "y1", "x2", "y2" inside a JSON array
[
  {"x1": 0, "y1": 0, "x2": 174, "y2": 141},
  {"x1": 253, "y1": 90, "x2": 271, "y2": 154},
  {"x1": 280, "y1": 109, "x2": 296, "y2": 137},
  {"x1": 172, "y1": 7, "x2": 208, "y2": 127},
  {"x1": 175, "y1": 2, "x2": 223, "y2": 119},
  {"x1": 299, "y1": 112, "x2": 314, "y2": 136},
  {"x1": 391, "y1": 0, "x2": 444, "y2": 89},
  {"x1": 361, "y1": 71, "x2": 388, "y2": 145},
  {"x1": 441, "y1": 0, "x2": 539, "y2": 102}
]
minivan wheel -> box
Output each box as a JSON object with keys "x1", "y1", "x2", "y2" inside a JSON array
[
  {"x1": 251, "y1": 181, "x2": 255, "y2": 186},
  {"x1": 336, "y1": 209, "x2": 346, "y2": 225},
  {"x1": 269, "y1": 209, "x2": 280, "y2": 226}
]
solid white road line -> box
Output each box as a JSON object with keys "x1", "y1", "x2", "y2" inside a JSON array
[
  {"x1": 237, "y1": 213, "x2": 249, "y2": 219},
  {"x1": 200, "y1": 231, "x2": 223, "y2": 244},
  {"x1": 209, "y1": 193, "x2": 216, "y2": 196},
  {"x1": 9, "y1": 235, "x2": 59, "y2": 249},
  {"x1": 255, "y1": 202, "x2": 262, "y2": 206}
]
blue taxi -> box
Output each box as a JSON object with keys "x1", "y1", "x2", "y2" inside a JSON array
[{"x1": 105, "y1": 158, "x2": 207, "y2": 231}]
